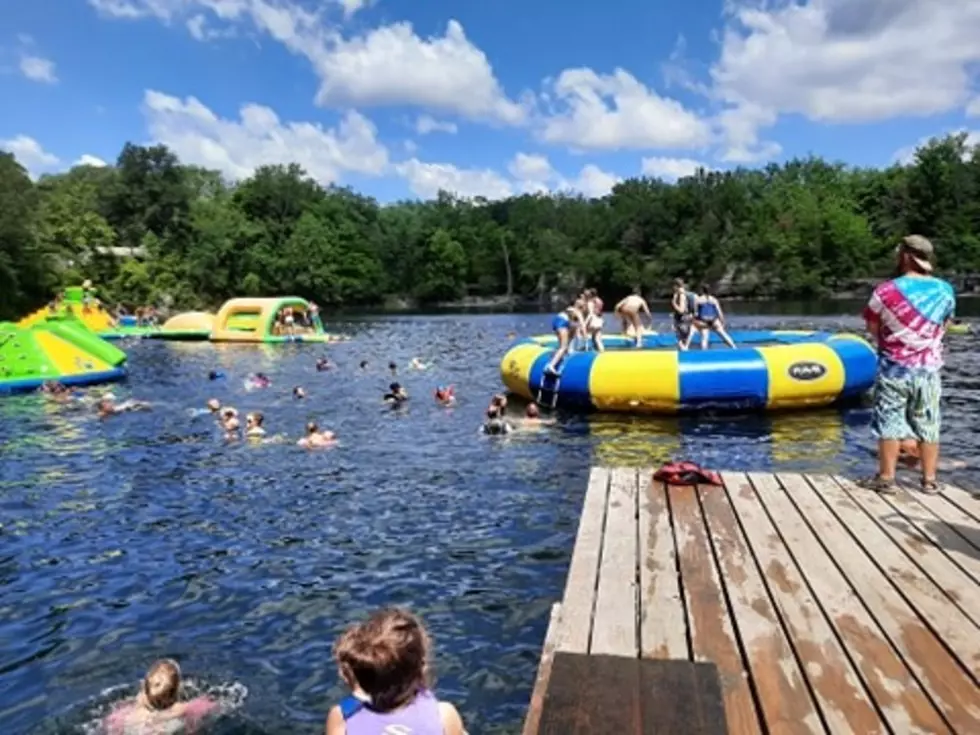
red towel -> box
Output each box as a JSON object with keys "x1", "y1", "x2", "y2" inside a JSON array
[{"x1": 654, "y1": 461, "x2": 722, "y2": 486}]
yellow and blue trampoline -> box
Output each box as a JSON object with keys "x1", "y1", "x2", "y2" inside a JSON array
[{"x1": 500, "y1": 330, "x2": 877, "y2": 413}]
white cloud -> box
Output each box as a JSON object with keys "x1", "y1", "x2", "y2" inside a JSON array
[
  {"x1": 395, "y1": 159, "x2": 514, "y2": 200},
  {"x1": 415, "y1": 115, "x2": 458, "y2": 135},
  {"x1": 142, "y1": 89, "x2": 388, "y2": 184},
  {"x1": 538, "y1": 67, "x2": 711, "y2": 151},
  {"x1": 314, "y1": 21, "x2": 526, "y2": 124},
  {"x1": 507, "y1": 152, "x2": 619, "y2": 198},
  {"x1": 0, "y1": 135, "x2": 60, "y2": 177},
  {"x1": 641, "y1": 157, "x2": 707, "y2": 181},
  {"x1": 337, "y1": 0, "x2": 369, "y2": 18},
  {"x1": 74, "y1": 154, "x2": 108, "y2": 167},
  {"x1": 967, "y1": 97, "x2": 980, "y2": 118},
  {"x1": 89, "y1": 2, "x2": 525, "y2": 124},
  {"x1": 711, "y1": 0, "x2": 980, "y2": 160},
  {"x1": 19, "y1": 55, "x2": 57, "y2": 84}
]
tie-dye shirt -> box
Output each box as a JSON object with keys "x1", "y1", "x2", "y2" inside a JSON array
[{"x1": 863, "y1": 275, "x2": 955, "y2": 373}]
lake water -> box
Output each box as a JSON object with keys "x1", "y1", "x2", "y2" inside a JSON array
[{"x1": 2, "y1": 310, "x2": 978, "y2": 733}]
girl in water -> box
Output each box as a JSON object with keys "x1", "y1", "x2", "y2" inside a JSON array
[
  {"x1": 326, "y1": 608, "x2": 466, "y2": 735},
  {"x1": 104, "y1": 659, "x2": 218, "y2": 734},
  {"x1": 544, "y1": 301, "x2": 584, "y2": 376}
]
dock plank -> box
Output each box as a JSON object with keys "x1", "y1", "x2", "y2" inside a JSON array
[
  {"x1": 882, "y1": 490, "x2": 980, "y2": 585},
  {"x1": 832, "y1": 477, "x2": 980, "y2": 628},
  {"x1": 779, "y1": 474, "x2": 980, "y2": 731},
  {"x1": 748, "y1": 473, "x2": 950, "y2": 734},
  {"x1": 671, "y1": 484, "x2": 763, "y2": 735},
  {"x1": 721, "y1": 473, "x2": 883, "y2": 734},
  {"x1": 698, "y1": 481, "x2": 824, "y2": 733},
  {"x1": 522, "y1": 603, "x2": 561, "y2": 735},
  {"x1": 943, "y1": 483, "x2": 980, "y2": 523},
  {"x1": 639, "y1": 475, "x2": 688, "y2": 659},
  {"x1": 809, "y1": 475, "x2": 980, "y2": 678},
  {"x1": 591, "y1": 468, "x2": 639, "y2": 656},
  {"x1": 552, "y1": 468, "x2": 609, "y2": 654},
  {"x1": 907, "y1": 491, "x2": 980, "y2": 559}
]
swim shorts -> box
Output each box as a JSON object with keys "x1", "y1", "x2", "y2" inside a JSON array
[
  {"x1": 586, "y1": 315, "x2": 604, "y2": 332},
  {"x1": 871, "y1": 369, "x2": 942, "y2": 443},
  {"x1": 673, "y1": 315, "x2": 691, "y2": 338},
  {"x1": 552, "y1": 313, "x2": 571, "y2": 332}
]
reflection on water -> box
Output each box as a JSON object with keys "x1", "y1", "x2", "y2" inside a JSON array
[{"x1": 0, "y1": 311, "x2": 978, "y2": 733}]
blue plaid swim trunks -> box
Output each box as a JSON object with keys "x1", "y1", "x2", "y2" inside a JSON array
[{"x1": 871, "y1": 369, "x2": 942, "y2": 443}]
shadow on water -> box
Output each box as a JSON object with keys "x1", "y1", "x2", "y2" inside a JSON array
[{"x1": 0, "y1": 309, "x2": 978, "y2": 733}]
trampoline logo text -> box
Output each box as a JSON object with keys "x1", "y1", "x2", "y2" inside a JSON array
[{"x1": 787, "y1": 361, "x2": 827, "y2": 381}]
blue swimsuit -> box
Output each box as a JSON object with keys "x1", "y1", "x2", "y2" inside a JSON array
[{"x1": 552, "y1": 312, "x2": 571, "y2": 332}]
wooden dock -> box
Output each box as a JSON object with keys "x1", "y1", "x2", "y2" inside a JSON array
[{"x1": 523, "y1": 469, "x2": 980, "y2": 734}]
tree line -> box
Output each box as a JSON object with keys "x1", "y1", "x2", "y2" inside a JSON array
[{"x1": 1, "y1": 133, "x2": 979, "y2": 321}]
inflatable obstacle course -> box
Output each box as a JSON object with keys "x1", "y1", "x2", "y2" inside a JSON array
[
  {"x1": 500, "y1": 330, "x2": 877, "y2": 414},
  {"x1": 211, "y1": 297, "x2": 338, "y2": 343},
  {"x1": 0, "y1": 320, "x2": 127, "y2": 393}
]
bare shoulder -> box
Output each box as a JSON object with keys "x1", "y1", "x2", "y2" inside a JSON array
[
  {"x1": 438, "y1": 700, "x2": 466, "y2": 735},
  {"x1": 325, "y1": 705, "x2": 346, "y2": 735}
]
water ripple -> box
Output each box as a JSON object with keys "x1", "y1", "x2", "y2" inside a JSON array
[{"x1": 0, "y1": 311, "x2": 977, "y2": 733}]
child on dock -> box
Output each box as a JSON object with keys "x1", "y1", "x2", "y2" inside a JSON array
[{"x1": 326, "y1": 608, "x2": 466, "y2": 735}]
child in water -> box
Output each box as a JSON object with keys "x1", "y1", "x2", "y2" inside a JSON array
[
  {"x1": 105, "y1": 659, "x2": 218, "y2": 734},
  {"x1": 326, "y1": 608, "x2": 466, "y2": 735},
  {"x1": 245, "y1": 412, "x2": 266, "y2": 438},
  {"x1": 434, "y1": 385, "x2": 456, "y2": 407},
  {"x1": 384, "y1": 383, "x2": 408, "y2": 406},
  {"x1": 298, "y1": 421, "x2": 337, "y2": 449}
]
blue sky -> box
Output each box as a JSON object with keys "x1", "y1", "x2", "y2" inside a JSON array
[{"x1": 2, "y1": 0, "x2": 979, "y2": 201}]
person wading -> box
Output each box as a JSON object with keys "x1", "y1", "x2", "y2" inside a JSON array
[{"x1": 860, "y1": 235, "x2": 955, "y2": 494}]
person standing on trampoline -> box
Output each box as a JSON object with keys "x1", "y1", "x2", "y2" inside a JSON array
[
  {"x1": 545, "y1": 301, "x2": 584, "y2": 375},
  {"x1": 686, "y1": 284, "x2": 736, "y2": 350}
]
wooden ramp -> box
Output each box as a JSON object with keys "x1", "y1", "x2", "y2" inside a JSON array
[{"x1": 523, "y1": 469, "x2": 980, "y2": 735}]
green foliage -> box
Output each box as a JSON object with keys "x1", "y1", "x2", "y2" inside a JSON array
[{"x1": 0, "y1": 135, "x2": 979, "y2": 320}]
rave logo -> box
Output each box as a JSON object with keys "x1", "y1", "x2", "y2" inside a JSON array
[{"x1": 788, "y1": 361, "x2": 827, "y2": 381}]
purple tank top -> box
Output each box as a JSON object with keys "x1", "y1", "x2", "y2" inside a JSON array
[{"x1": 344, "y1": 690, "x2": 443, "y2": 735}]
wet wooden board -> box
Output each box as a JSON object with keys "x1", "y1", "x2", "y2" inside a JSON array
[
  {"x1": 537, "y1": 652, "x2": 728, "y2": 735},
  {"x1": 523, "y1": 470, "x2": 980, "y2": 735}
]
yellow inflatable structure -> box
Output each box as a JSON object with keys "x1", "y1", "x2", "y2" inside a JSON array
[{"x1": 211, "y1": 297, "x2": 334, "y2": 343}]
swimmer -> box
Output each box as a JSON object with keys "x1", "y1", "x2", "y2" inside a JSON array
[
  {"x1": 41, "y1": 381, "x2": 73, "y2": 403},
  {"x1": 293, "y1": 386, "x2": 306, "y2": 400},
  {"x1": 488, "y1": 393, "x2": 508, "y2": 413},
  {"x1": 359, "y1": 360, "x2": 369, "y2": 370},
  {"x1": 519, "y1": 402, "x2": 556, "y2": 428},
  {"x1": 316, "y1": 357, "x2": 333, "y2": 372},
  {"x1": 245, "y1": 372, "x2": 271, "y2": 390},
  {"x1": 208, "y1": 370, "x2": 225, "y2": 381},
  {"x1": 482, "y1": 405, "x2": 514, "y2": 435},
  {"x1": 434, "y1": 385, "x2": 456, "y2": 407},
  {"x1": 104, "y1": 659, "x2": 219, "y2": 735},
  {"x1": 207, "y1": 398, "x2": 221, "y2": 414},
  {"x1": 223, "y1": 415, "x2": 240, "y2": 441},
  {"x1": 614, "y1": 290, "x2": 653, "y2": 347},
  {"x1": 384, "y1": 382, "x2": 408, "y2": 405},
  {"x1": 97, "y1": 394, "x2": 151, "y2": 418},
  {"x1": 298, "y1": 421, "x2": 337, "y2": 449},
  {"x1": 245, "y1": 412, "x2": 266, "y2": 438},
  {"x1": 388, "y1": 361, "x2": 398, "y2": 376},
  {"x1": 409, "y1": 357, "x2": 428, "y2": 370}
]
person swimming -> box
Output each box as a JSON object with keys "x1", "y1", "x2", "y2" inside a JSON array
[
  {"x1": 482, "y1": 406, "x2": 513, "y2": 435},
  {"x1": 519, "y1": 402, "x2": 556, "y2": 428},
  {"x1": 409, "y1": 357, "x2": 428, "y2": 370},
  {"x1": 325, "y1": 607, "x2": 466, "y2": 735},
  {"x1": 359, "y1": 360, "x2": 369, "y2": 370},
  {"x1": 434, "y1": 385, "x2": 456, "y2": 407},
  {"x1": 316, "y1": 357, "x2": 333, "y2": 372},
  {"x1": 384, "y1": 382, "x2": 408, "y2": 405},
  {"x1": 245, "y1": 412, "x2": 266, "y2": 438},
  {"x1": 293, "y1": 386, "x2": 306, "y2": 400},
  {"x1": 97, "y1": 394, "x2": 151, "y2": 418},
  {"x1": 208, "y1": 370, "x2": 225, "y2": 381},
  {"x1": 206, "y1": 398, "x2": 221, "y2": 414},
  {"x1": 245, "y1": 372, "x2": 271, "y2": 390},
  {"x1": 104, "y1": 659, "x2": 219, "y2": 735},
  {"x1": 388, "y1": 361, "x2": 398, "y2": 376},
  {"x1": 298, "y1": 421, "x2": 337, "y2": 449}
]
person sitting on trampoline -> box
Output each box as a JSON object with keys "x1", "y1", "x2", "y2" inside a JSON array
[{"x1": 686, "y1": 284, "x2": 736, "y2": 350}]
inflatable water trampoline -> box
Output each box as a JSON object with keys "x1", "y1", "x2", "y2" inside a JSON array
[
  {"x1": 0, "y1": 321, "x2": 127, "y2": 393},
  {"x1": 500, "y1": 330, "x2": 876, "y2": 413}
]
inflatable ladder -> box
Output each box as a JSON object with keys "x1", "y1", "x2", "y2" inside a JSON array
[{"x1": 537, "y1": 365, "x2": 562, "y2": 408}]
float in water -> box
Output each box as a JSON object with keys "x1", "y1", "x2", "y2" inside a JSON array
[
  {"x1": 211, "y1": 297, "x2": 341, "y2": 343},
  {"x1": 500, "y1": 330, "x2": 877, "y2": 414},
  {"x1": 0, "y1": 320, "x2": 127, "y2": 393}
]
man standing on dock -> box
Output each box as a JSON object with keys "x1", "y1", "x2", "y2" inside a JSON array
[{"x1": 860, "y1": 235, "x2": 955, "y2": 494}]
